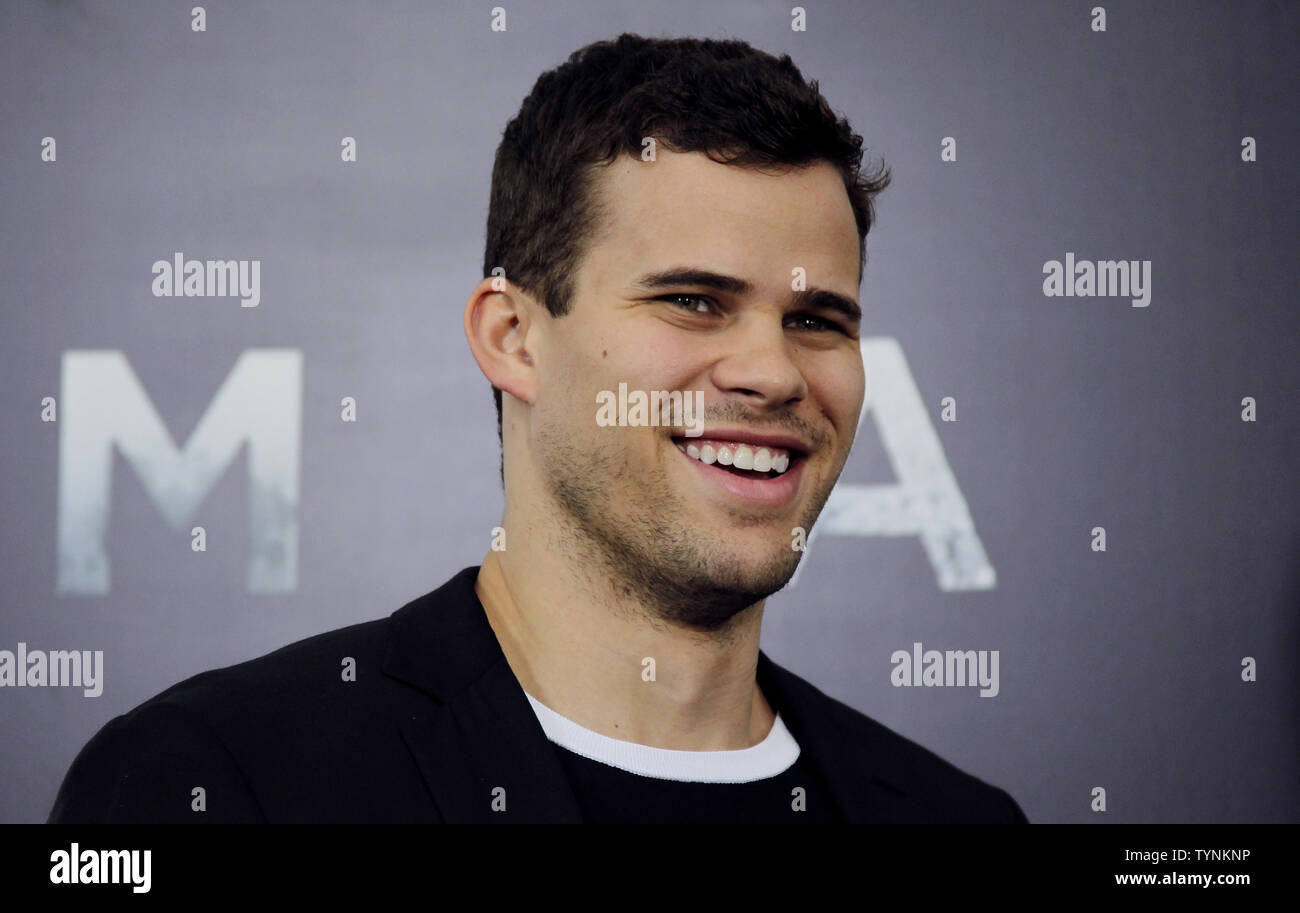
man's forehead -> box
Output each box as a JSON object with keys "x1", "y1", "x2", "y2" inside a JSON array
[{"x1": 583, "y1": 150, "x2": 861, "y2": 293}]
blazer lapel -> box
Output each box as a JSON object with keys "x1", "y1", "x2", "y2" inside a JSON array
[
  {"x1": 384, "y1": 566, "x2": 583, "y2": 823},
  {"x1": 757, "y1": 651, "x2": 932, "y2": 823}
]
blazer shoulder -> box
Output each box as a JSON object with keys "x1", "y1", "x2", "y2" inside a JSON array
[
  {"x1": 150, "y1": 615, "x2": 393, "y2": 709},
  {"x1": 765, "y1": 657, "x2": 1029, "y2": 823},
  {"x1": 49, "y1": 614, "x2": 397, "y2": 823},
  {"x1": 48, "y1": 698, "x2": 269, "y2": 823}
]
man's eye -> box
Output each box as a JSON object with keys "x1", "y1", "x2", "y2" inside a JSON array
[
  {"x1": 787, "y1": 314, "x2": 849, "y2": 335},
  {"x1": 657, "y1": 294, "x2": 714, "y2": 314}
]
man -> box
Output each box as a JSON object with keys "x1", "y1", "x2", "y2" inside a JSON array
[{"x1": 50, "y1": 34, "x2": 1027, "y2": 823}]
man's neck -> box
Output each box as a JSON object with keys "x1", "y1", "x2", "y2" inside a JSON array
[{"x1": 474, "y1": 546, "x2": 775, "y2": 751}]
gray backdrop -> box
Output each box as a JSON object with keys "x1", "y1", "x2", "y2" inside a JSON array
[{"x1": 2, "y1": 0, "x2": 1296, "y2": 824}]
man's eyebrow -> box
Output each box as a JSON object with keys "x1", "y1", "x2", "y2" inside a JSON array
[
  {"x1": 633, "y1": 267, "x2": 753, "y2": 297},
  {"x1": 632, "y1": 267, "x2": 861, "y2": 323}
]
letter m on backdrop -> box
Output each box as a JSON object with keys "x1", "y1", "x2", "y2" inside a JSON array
[{"x1": 56, "y1": 349, "x2": 302, "y2": 594}]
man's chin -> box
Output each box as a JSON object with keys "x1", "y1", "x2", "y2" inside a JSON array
[
  {"x1": 723, "y1": 545, "x2": 804, "y2": 594},
  {"x1": 650, "y1": 547, "x2": 805, "y2": 633}
]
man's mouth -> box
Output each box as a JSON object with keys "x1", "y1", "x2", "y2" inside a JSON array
[{"x1": 671, "y1": 437, "x2": 805, "y2": 481}]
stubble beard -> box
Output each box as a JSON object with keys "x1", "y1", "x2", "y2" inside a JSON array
[{"x1": 537, "y1": 425, "x2": 835, "y2": 634}]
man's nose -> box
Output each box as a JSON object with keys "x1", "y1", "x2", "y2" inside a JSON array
[{"x1": 707, "y1": 314, "x2": 807, "y2": 408}]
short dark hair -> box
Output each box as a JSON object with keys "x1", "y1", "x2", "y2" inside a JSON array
[{"x1": 482, "y1": 33, "x2": 890, "y2": 479}]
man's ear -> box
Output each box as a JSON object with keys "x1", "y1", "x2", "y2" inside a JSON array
[{"x1": 463, "y1": 276, "x2": 537, "y2": 405}]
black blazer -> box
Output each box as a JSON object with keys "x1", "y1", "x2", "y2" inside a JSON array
[{"x1": 49, "y1": 566, "x2": 1028, "y2": 823}]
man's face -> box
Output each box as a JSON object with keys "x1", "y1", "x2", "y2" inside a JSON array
[{"x1": 528, "y1": 150, "x2": 865, "y2": 631}]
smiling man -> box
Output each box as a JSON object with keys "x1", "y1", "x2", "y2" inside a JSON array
[{"x1": 50, "y1": 33, "x2": 1028, "y2": 824}]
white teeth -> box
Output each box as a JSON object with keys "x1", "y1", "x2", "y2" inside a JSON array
[
  {"x1": 733, "y1": 445, "x2": 754, "y2": 470},
  {"x1": 675, "y1": 439, "x2": 796, "y2": 475}
]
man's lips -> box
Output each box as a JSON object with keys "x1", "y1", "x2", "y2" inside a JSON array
[
  {"x1": 678, "y1": 429, "x2": 813, "y2": 455},
  {"x1": 670, "y1": 435, "x2": 808, "y2": 506}
]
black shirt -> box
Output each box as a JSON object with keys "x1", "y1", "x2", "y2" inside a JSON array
[{"x1": 551, "y1": 742, "x2": 844, "y2": 823}]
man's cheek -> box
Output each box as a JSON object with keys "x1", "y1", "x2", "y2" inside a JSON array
[{"x1": 830, "y1": 365, "x2": 866, "y2": 432}]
